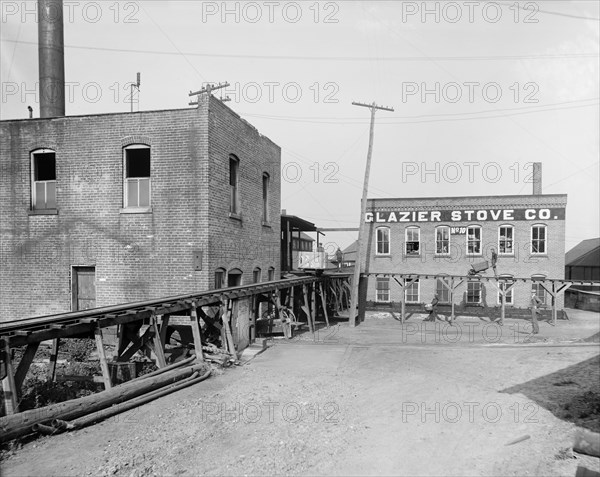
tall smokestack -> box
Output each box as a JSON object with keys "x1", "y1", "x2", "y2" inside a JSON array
[
  {"x1": 532, "y1": 162, "x2": 542, "y2": 195},
  {"x1": 38, "y1": 0, "x2": 65, "y2": 118}
]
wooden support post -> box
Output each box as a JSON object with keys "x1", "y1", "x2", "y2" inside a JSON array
[
  {"x1": 500, "y1": 286, "x2": 505, "y2": 325},
  {"x1": 311, "y1": 282, "x2": 317, "y2": 324},
  {"x1": 94, "y1": 327, "x2": 112, "y2": 390},
  {"x1": 302, "y1": 285, "x2": 314, "y2": 334},
  {"x1": 159, "y1": 314, "x2": 171, "y2": 347},
  {"x1": 1, "y1": 339, "x2": 18, "y2": 415},
  {"x1": 190, "y1": 305, "x2": 205, "y2": 362},
  {"x1": 48, "y1": 337, "x2": 60, "y2": 382},
  {"x1": 14, "y1": 342, "x2": 40, "y2": 391},
  {"x1": 319, "y1": 282, "x2": 330, "y2": 328},
  {"x1": 393, "y1": 277, "x2": 406, "y2": 323},
  {"x1": 222, "y1": 298, "x2": 237, "y2": 356},
  {"x1": 150, "y1": 315, "x2": 167, "y2": 368}
]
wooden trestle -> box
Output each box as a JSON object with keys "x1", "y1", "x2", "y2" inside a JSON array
[
  {"x1": 365, "y1": 273, "x2": 600, "y2": 325},
  {"x1": 0, "y1": 275, "x2": 350, "y2": 416}
]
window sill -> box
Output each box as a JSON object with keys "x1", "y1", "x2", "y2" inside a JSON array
[
  {"x1": 28, "y1": 209, "x2": 58, "y2": 215},
  {"x1": 530, "y1": 254, "x2": 548, "y2": 258},
  {"x1": 434, "y1": 254, "x2": 450, "y2": 258},
  {"x1": 120, "y1": 207, "x2": 153, "y2": 214},
  {"x1": 262, "y1": 220, "x2": 272, "y2": 228},
  {"x1": 465, "y1": 303, "x2": 483, "y2": 307},
  {"x1": 229, "y1": 212, "x2": 242, "y2": 222},
  {"x1": 404, "y1": 254, "x2": 421, "y2": 258},
  {"x1": 375, "y1": 254, "x2": 391, "y2": 258}
]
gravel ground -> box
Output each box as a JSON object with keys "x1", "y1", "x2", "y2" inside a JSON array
[{"x1": 1, "y1": 309, "x2": 599, "y2": 476}]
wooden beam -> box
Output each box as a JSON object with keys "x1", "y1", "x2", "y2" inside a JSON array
[
  {"x1": 302, "y1": 285, "x2": 314, "y2": 334},
  {"x1": 14, "y1": 342, "x2": 40, "y2": 391},
  {"x1": 94, "y1": 327, "x2": 112, "y2": 390},
  {"x1": 48, "y1": 337, "x2": 60, "y2": 382},
  {"x1": 319, "y1": 282, "x2": 330, "y2": 328},
  {"x1": 118, "y1": 326, "x2": 154, "y2": 362},
  {"x1": 222, "y1": 298, "x2": 236, "y2": 356},
  {"x1": 150, "y1": 315, "x2": 167, "y2": 368},
  {"x1": 159, "y1": 315, "x2": 171, "y2": 347},
  {"x1": 1, "y1": 339, "x2": 18, "y2": 415},
  {"x1": 190, "y1": 306, "x2": 205, "y2": 362}
]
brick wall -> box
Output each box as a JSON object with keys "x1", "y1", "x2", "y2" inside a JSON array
[
  {"x1": 205, "y1": 95, "x2": 281, "y2": 287},
  {"x1": 363, "y1": 194, "x2": 568, "y2": 310},
  {"x1": 0, "y1": 98, "x2": 281, "y2": 322}
]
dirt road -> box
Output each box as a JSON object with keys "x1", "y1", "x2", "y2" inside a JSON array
[{"x1": 2, "y1": 310, "x2": 599, "y2": 476}]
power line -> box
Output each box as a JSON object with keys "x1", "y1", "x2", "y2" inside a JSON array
[
  {"x1": 242, "y1": 99, "x2": 599, "y2": 125},
  {"x1": 3, "y1": 40, "x2": 597, "y2": 62},
  {"x1": 497, "y1": 1, "x2": 600, "y2": 21}
]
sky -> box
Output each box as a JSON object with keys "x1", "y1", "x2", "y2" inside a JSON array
[{"x1": 1, "y1": 0, "x2": 599, "y2": 254}]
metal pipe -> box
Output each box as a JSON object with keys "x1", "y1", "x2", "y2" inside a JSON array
[{"x1": 38, "y1": 0, "x2": 65, "y2": 117}]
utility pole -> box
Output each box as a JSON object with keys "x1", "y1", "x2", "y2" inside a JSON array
[
  {"x1": 189, "y1": 82, "x2": 230, "y2": 105},
  {"x1": 348, "y1": 101, "x2": 394, "y2": 327}
]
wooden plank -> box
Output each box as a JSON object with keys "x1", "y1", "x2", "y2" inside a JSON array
[
  {"x1": 190, "y1": 307, "x2": 205, "y2": 362},
  {"x1": 1, "y1": 339, "x2": 18, "y2": 414},
  {"x1": 222, "y1": 299, "x2": 236, "y2": 356},
  {"x1": 94, "y1": 327, "x2": 112, "y2": 390},
  {"x1": 151, "y1": 315, "x2": 167, "y2": 368},
  {"x1": 159, "y1": 315, "x2": 171, "y2": 346},
  {"x1": 48, "y1": 338, "x2": 60, "y2": 382},
  {"x1": 14, "y1": 342, "x2": 40, "y2": 391}
]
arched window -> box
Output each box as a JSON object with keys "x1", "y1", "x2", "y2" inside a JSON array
[
  {"x1": 405, "y1": 226, "x2": 420, "y2": 256},
  {"x1": 253, "y1": 267, "x2": 262, "y2": 283},
  {"x1": 228, "y1": 268, "x2": 243, "y2": 287},
  {"x1": 123, "y1": 144, "x2": 151, "y2": 209},
  {"x1": 498, "y1": 225, "x2": 514, "y2": 255},
  {"x1": 267, "y1": 267, "x2": 275, "y2": 281},
  {"x1": 376, "y1": 227, "x2": 390, "y2": 255},
  {"x1": 531, "y1": 224, "x2": 547, "y2": 254},
  {"x1": 214, "y1": 268, "x2": 226, "y2": 289},
  {"x1": 31, "y1": 148, "x2": 56, "y2": 210}
]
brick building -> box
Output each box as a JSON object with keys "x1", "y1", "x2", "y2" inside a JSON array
[
  {"x1": 364, "y1": 193, "x2": 568, "y2": 310},
  {"x1": 0, "y1": 95, "x2": 281, "y2": 322}
]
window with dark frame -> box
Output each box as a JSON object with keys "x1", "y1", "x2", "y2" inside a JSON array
[
  {"x1": 32, "y1": 150, "x2": 56, "y2": 210},
  {"x1": 268, "y1": 267, "x2": 275, "y2": 281},
  {"x1": 531, "y1": 225, "x2": 546, "y2": 254},
  {"x1": 405, "y1": 227, "x2": 420, "y2": 255},
  {"x1": 376, "y1": 227, "x2": 390, "y2": 255},
  {"x1": 262, "y1": 172, "x2": 269, "y2": 222},
  {"x1": 467, "y1": 226, "x2": 482, "y2": 255},
  {"x1": 499, "y1": 225, "x2": 514, "y2": 255},
  {"x1": 376, "y1": 278, "x2": 390, "y2": 302},
  {"x1": 253, "y1": 268, "x2": 261, "y2": 283},
  {"x1": 467, "y1": 281, "x2": 482, "y2": 304},
  {"x1": 124, "y1": 146, "x2": 151, "y2": 208},
  {"x1": 230, "y1": 156, "x2": 239, "y2": 215},
  {"x1": 435, "y1": 226, "x2": 450, "y2": 255}
]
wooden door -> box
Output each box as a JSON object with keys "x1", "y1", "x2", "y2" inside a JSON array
[{"x1": 72, "y1": 267, "x2": 96, "y2": 311}]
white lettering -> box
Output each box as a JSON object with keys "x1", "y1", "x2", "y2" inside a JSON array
[{"x1": 525, "y1": 209, "x2": 536, "y2": 220}]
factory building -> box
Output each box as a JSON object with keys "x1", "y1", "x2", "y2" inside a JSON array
[
  {"x1": 0, "y1": 94, "x2": 281, "y2": 321},
  {"x1": 363, "y1": 171, "x2": 567, "y2": 310}
]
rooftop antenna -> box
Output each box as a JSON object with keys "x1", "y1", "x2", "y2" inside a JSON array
[{"x1": 130, "y1": 72, "x2": 140, "y2": 112}]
